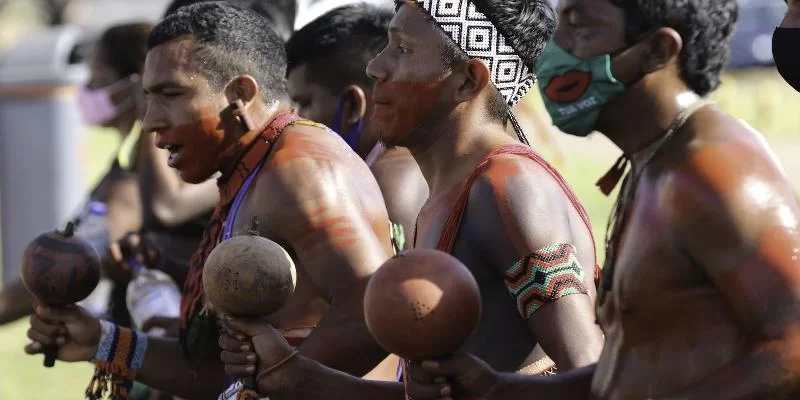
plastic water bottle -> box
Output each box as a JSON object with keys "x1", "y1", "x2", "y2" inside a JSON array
[
  {"x1": 125, "y1": 259, "x2": 182, "y2": 335},
  {"x1": 75, "y1": 201, "x2": 113, "y2": 318},
  {"x1": 75, "y1": 201, "x2": 110, "y2": 259}
]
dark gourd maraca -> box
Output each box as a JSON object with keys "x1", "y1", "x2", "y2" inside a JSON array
[{"x1": 21, "y1": 221, "x2": 101, "y2": 367}]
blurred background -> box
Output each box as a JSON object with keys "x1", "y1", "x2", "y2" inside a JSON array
[{"x1": 0, "y1": 0, "x2": 796, "y2": 398}]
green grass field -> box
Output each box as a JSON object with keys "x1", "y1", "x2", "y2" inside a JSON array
[{"x1": 0, "y1": 69, "x2": 797, "y2": 398}]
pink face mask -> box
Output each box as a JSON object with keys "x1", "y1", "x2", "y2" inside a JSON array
[{"x1": 77, "y1": 76, "x2": 136, "y2": 126}]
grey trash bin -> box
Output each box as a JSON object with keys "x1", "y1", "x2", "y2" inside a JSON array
[{"x1": 0, "y1": 25, "x2": 89, "y2": 286}]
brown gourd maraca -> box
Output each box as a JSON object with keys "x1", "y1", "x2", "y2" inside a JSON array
[
  {"x1": 202, "y1": 218, "x2": 297, "y2": 318},
  {"x1": 20, "y1": 221, "x2": 101, "y2": 367},
  {"x1": 364, "y1": 249, "x2": 481, "y2": 360},
  {"x1": 202, "y1": 218, "x2": 297, "y2": 399}
]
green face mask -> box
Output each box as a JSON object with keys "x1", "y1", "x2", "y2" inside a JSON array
[{"x1": 536, "y1": 42, "x2": 627, "y2": 137}]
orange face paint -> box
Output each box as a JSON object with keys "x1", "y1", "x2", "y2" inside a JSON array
[
  {"x1": 155, "y1": 115, "x2": 227, "y2": 184},
  {"x1": 371, "y1": 80, "x2": 447, "y2": 147}
]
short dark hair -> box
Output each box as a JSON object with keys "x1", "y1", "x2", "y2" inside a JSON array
[
  {"x1": 611, "y1": 0, "x2": 738, "y2": 96},
  {"x1": 98, "y1": 22, "x2": 154, "y2": 78},
  {"x1": 397, "y1": 0, "x2": 556, "y2": 123},
  {"x1": 163, "y1": 0, "x2": 297, "y2": 41},
  {"x1": 286, "y1": 3, "x2": 393, "y2": 94},
  {"x1": 148, "y1": 2, "x2": 288, "y2": 100}
]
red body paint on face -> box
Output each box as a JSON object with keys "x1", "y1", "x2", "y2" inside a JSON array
[
  {"x1": 155, "y1": 115, "x2": 227, "y2": 184},
  {"x1": 371, "y1": 80, "x2": 445, "y2": 147}
]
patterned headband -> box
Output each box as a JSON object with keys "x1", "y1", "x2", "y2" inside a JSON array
[{"x1": 416, "y1": 0, "x2": 536, "y2": 108}]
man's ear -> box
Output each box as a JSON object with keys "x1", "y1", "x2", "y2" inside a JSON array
[
  {"x1": 451, "y1": 58, "x2": 491, "y2": 103},
  {"x1": 224, "y1": 75, "x2": 259, "y2": 131},
  {"x1": 224, "y1": 75, "x2": 260, "y2": 106},
  {"x1": 341, "y1": 84, "x2": 367, "y2": 124},
  {"x1": 641, "y1": 27, "x2": 683, "y2": 73}
]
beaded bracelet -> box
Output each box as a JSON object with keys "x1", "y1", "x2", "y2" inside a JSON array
[{"x1": 87, "y1": 320, "x2": 148, "y2": 400}]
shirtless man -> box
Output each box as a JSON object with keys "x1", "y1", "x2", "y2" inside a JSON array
[
  {"x1": 404, "y1": 0, "x2": 800, "y2": 399},
  {"x1": 213, "y1": 0, "x2": 604, "y2": 397},
  {"x1": 107, "y1": 0, "x2": 306, "y2": 294},
  {"x1": 285, "y1": 3, "x2": 428, "y2": 252},
  {"x1": 23, "y1": 3, "x2": 392, "y2": 399}
]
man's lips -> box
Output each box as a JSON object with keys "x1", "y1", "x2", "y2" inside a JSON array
[
  {"x1": 155, "y1": 138, "x2": 184, "y2": 167},
  {"x1": 544, "y1": 70, "x2": 592, "y2": 103},
  {"x1": 166, "y1": 145, "x2": 184, "y2": 168}
]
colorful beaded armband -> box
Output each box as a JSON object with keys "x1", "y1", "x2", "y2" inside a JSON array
[
  {"x1": 87, "y1": 320, "x2": 148, "y2": 400},
  {"x1": 504, "y1": 243, "x2": 588, "y2": 319}
]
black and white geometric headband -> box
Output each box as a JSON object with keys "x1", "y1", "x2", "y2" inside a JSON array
[{"x1": 417, "y1": 0, "x2": 536, "y2": 108}]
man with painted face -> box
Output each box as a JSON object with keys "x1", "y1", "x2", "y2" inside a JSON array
[
  {"x1": 404, "y1": 0, "x2": 800, "y2": 399},
  {"x1": 212, "y1": 0, "x2": 605, "y2": 397},
  {"x1": 22, "y1": 3, "x2": 395, "y2": 399},
  {"x1": 285, "y1": 3, "x2": 428, "y2": 253},
  {"x1": 774, "y1": 0, "x2": 800, "y2": 92}
]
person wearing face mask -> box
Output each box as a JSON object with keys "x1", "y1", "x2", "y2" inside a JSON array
[
  {"x1": 212, "y1": 1, "x2": 605, "y2": 398},
  {"x1": 0, "y1": 22, "x2": 150, "y2": 327},
  {"x1": 774, "y1": 0, "x2": 800, "y2": 91},
  {"x1": 404, "y1": 1, "x2": 800, "y2": 399},
  {"x1": 285, "y1": 3, "x2": 429, "y2": 257},
  {"x1": 23, "y1": 4, "x2": 400, "y2": 399}
]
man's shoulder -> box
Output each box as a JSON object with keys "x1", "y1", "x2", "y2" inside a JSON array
[
  {"x1": 371, "y1": 147, "x2": 424, "y2": 184},
  {"x1": 464, "y1": 149, "x2": 576, "y2": 237},
  {"x1": 258, "y1": 120, "x2": 382, "y2": 203},
  {"x1": 661, "y1": 116, "x2": 793, "y2": 228},
  {"x1": 373, "y1": 146, "x2": 416, "y2": 168},
  {"x1": 468, "y1": 150, "x2": 569, "y2": 207},
  {"x1": 267, "y1": 120, "x2": 365, "y2": 170}
]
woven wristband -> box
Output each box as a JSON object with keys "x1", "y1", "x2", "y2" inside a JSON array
[{"x1": 87, "y1": 320, "x2": 148, "y2": 400}]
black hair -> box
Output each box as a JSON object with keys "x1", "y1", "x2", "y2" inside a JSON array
[
  {"x1": 286, "y1": 3, "x2": 393, "y2": 94},
  {"x1": 162, "y1": 0, "x2": 297, "y2": 41},
  {"x1": 148, "y1": 2, "x2": 288, "y2": 100},
  {"x1": 98, "y1": 22, "x2": 154, "y2": 78},
  {"x1": 611, "y1": 0, "x2": 739, "y2": 96},
  {"x1": 163, "y1": 0, "x2": 206, "y2": 16},
  {"x1": 396, "y1": 0, "x2": 556, "y2": 123}
]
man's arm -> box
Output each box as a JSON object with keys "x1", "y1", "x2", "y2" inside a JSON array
[
  {"x1": 370, "y1": 148, "x2": 429, "y2": 250},
  {"x1": 136, "y1": 337, "x2": 226, "y2": 400},
  {"x1": 24, "y1": 305, "x2": 225, "y2": 400},
  {"x1": 471, "y1": 155, "x2": 604, "y2": 371},
  {"x1": 104, "y1": 176, "x2": 143, "y2": 242},
  {"x1": 137, "y1": 132, "x2": 218, "y2": 228},
  {"x1": 405, "y1": 353, "x2": 596, "y2": 400},
  {"x1": 267, "y1": 131, "x2": 393, "y2": 376},
  {"x1": 662, "y1": 138, "x2": 800, "y2": 399},
  {"x1": 220, "y1": 317, "x2": 406, "y2": 399}
]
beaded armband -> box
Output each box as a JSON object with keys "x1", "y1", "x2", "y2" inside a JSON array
[
  {"x1": 504, "y1": 243, "x2": 588, "y2": 319},
  {"x1": 87, "y1": 320, "x2": 148, "y2": 400}
]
